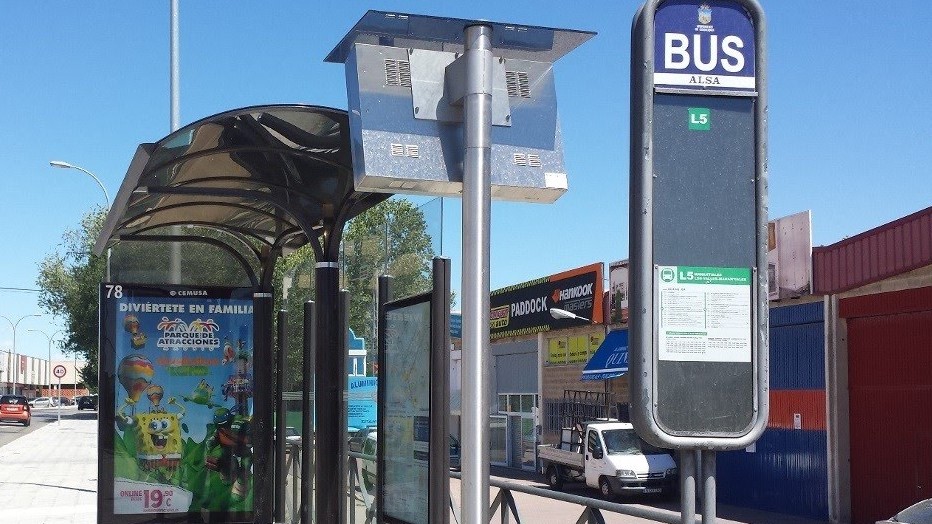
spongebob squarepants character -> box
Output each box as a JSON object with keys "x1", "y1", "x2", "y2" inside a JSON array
[{"x1": 119, "y1": 397, "x2": 186, "y2": 482}]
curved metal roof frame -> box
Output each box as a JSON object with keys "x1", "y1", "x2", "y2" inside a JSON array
[{"x1": 94, "y1": 104, "x2": 390, "y2": 287}]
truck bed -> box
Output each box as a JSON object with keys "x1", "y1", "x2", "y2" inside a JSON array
[{"x1": 537, "y1": 444, "x2": 584, "y2": 470}]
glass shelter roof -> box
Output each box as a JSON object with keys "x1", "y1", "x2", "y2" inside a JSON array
[{"x1": 94, "y1": 104, "x2": 389, "y2": 278}]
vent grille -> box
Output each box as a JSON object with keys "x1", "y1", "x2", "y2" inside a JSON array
[
  {"x1": 390, "y1": 143, "x2": 420, "y2": 158},
  {"x1": 506, "y1": 70, "x2": 531, "y2": 98},
  {"x1": 513, "y1": 153, "x2": 541, "y2": 167},
  {"x1": 384, "y1": 59, "x2": 412, "y2": 87}
]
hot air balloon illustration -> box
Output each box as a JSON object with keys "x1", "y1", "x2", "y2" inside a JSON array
[
  {"x1": 146, "y1": 384, "x2": 165, "y2": 413},
  {"x1": 117, "y1": 354, "x2": 154, "y2": 408}
]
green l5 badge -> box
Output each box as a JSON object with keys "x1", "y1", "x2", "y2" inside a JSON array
[{"x1": 688, "y1": 108, "x2": 711, "y2": 131}]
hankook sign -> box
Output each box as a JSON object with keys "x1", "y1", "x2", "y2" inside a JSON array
[{"x1": 489, "y1": 263, "x2": 603, "y2": 339}]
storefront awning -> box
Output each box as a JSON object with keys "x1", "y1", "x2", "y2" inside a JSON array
[{"x1": 582, "y1": 329, "x2": 629, "y2": 381}]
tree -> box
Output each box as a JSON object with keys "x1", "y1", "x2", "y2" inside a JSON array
[
  {"x1": 275, "y1": 198, "x2": 438, "y2": 386},
  {"x1": 36, "y1": 209, "x2": 107, "y2": 391},
  {"x1": 36, "y1": 198, "x2": 439, "y2": 394},
  {"x1": 36, "y1": 213, "x2": 259, "y2": 392}
]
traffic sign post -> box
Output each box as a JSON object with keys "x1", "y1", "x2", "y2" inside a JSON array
[
  {"x1": 630, "y1": 1, "x2": 767, "y2": 521},
  {"x1": 53, "y1": 364, "x2": 66, "y2": 424}
]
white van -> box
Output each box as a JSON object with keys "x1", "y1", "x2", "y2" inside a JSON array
[{"x1": 538, "y1": 421, "x2": 678, "y2": 498}]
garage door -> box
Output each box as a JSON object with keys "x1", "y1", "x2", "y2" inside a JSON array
[{"x1": 843, "y1": 286, "x2": 932, "y2": 524}]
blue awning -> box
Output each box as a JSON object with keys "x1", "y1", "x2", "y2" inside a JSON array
[{"x1": 582, "y1": 329, "x2": 629, "y2": 381}]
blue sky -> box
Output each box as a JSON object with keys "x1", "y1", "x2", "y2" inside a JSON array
[{"x1": 1, "y1": 1, "x2": 930, "y2": 361}]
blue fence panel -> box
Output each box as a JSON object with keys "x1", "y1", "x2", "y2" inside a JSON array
[
  {"x1": 717, "y1": 428, "x2": 829, "y2": 520},
  {"x1": 769, "y1": 302, "x2": 826, "y2": 390}
]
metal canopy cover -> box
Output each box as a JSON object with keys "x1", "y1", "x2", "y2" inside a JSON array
[
  {"x1": 325, "y1": 10, "x2": 595, "y2": 64},
  {"x1": 94, "y1": 105, "x2": 388, "y2": 261}
]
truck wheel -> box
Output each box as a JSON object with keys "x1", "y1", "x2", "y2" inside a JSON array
[
  {"x1": 599, "y1": 477, "x2": 614, "y2": 499},
  {"x1": 546, "y1": 465, "x2": 564, "y2": 491}
]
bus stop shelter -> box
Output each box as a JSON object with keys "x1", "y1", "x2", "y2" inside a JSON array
[{"x1": 94, "y1": 104, "x2": 389, "y2": 523}]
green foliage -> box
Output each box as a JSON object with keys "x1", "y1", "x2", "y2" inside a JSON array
[
  {"x1": 275, "y1": 198, "x2": 437, "y2": 388},
  {"x1": 36, "y1": 210, "x2": 107, "y2": 391},
  {"x1": 36, "y1": 198, "x2": 438, "y2": 395}
]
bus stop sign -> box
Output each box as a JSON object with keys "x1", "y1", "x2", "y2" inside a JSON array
[{"x1": 630, "y1": 0, "x2": 768, "y2": 450}]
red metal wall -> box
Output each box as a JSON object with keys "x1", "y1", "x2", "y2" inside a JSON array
[
  {"x1": 813, "y1": 206, "x2": 932, "y2": 294},
  {"x1": 844, "y1": 286, "x2": 932, "y2": 524}
]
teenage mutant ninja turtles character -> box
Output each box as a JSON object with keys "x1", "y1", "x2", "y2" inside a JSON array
[
  {"x1": 204, "y1": 407, "x2": 253, "y2": 499},
  {"x1": 119, "y1": 396, "x2": 186, "y2": 482}
]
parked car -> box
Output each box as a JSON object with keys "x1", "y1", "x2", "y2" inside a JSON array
[
  {"x1": 348, "y1": 426, "x2": 377, "y2": 454},
  {"x1": 55, "y1": 396, "x2": 73, "y2": 406},
  {"x1": 878, "y1": 499, "x2": 932, "y2": 524},
  {"x1": 29, "y1": 396, "x2": 53, "y2": 408},
  {"x1": 0, "y1": 395, "x2": 32, "y2": 426},
  {"x1": 449, "y1": 434, "x2": 461, "y2": 471},
  {"x1": 77, "y1": 394, "x2": 98, "y2": 411}
]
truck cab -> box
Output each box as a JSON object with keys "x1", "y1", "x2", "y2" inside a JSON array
[{"x1": 539, "y1": 421, "x2": 678, "y2": 498}]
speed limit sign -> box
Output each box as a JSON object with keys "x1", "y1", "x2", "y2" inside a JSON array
[{"x1": 53, "y1": 365, "x2": 66, "y2": 379}]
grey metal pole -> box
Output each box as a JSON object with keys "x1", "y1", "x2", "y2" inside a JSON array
[
  {"x1": 170, "y1": 0, "x2": 180, "y2": 131},
  {"x1": 460, "y1": 22, "x2": 493, "y2": 524},
  {"x1": 679, "y1": 450, "x2": 696, "y2": 524},
  {"x1": 169, "y1": 0, "x2": 182, "y2": 283},
  {"x1": 701, "y1": 450, "x2": 716, "y2": 523}
]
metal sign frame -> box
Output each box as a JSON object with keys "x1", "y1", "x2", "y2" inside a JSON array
[
  {"x1": 630, "y1": 0, "x2": 768, "y2": 450},
  {"x1": 377, "y1": 258, "x2": 451, "y2": 524},
  {"x1": 97, "y1": 283, "x2": 262, "y2": 524}
]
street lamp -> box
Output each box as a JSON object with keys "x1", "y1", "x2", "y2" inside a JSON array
[
  {"x1": 49, "y1": 161, "x2": 111, "y2": 207},
  {"x1": 1, "y1": 314, "x2": 42, "y2": 395},
  {"x1": 50, "y1": 160, "x2": 112, "y2": 280},
  {"x1": 549, "y1": 308, "x2": 590, "y2": 323},
  {"x1": 28, "y1": 329, "x2": 61, "y2": 393}
]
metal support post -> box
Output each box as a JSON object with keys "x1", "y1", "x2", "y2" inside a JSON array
[
  {"x1": 701, "y1": 450, "x2": 716, "y2": 523},
  {"x1": 461, "y1": 22, "x2": 493, "y2": 524},
  {"x1": 679, "y1": 450, "x2": 696, "y2": 524},
  {"x1": 314, "y1": 262, "x2": 345, "y2": 524},
  {"x1": 253, "y1": 292, "x2": 275, "y2": 523},
  {"x1": 301, "y1": 301, "x2": 316, "y2": 524},
  {"x1": 275, "y1": 310, "x2": 287, "y2": 523}
]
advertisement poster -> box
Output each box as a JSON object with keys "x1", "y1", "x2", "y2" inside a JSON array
[
  {"x1": 609, "y1": 260, "x2": 629, "y2": 324},
  {"x1": 102, "y1": 284, "x2": 255, "y2": 522},
  {"x1": 490, "y1": 263, "x2": 603, "y2": 340},
  {"x1": 656, "y1": 266, "x2": 752, "y2": 363},
  {"x1": 348, "y1": 377, "x2": 377, "y2": 430},
  {"x1": 767, "y1": 210, "x2": 813, "y2": 300}
]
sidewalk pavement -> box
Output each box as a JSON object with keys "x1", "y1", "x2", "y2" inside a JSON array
[
  {"x1": 0, "y1": 417, "x2": 829, "y2": 524},
  {"x1": 0, "y1": 416, "x2": 97, "y2": 524}
]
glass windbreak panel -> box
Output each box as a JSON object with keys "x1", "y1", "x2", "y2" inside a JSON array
[
  {"x1": 521, "y1": 417, "x2": 536, "y2": 469},
  {"x1": 109, "y1": 236, "x2": 256, "y2": 288},
  {"x1": 498, "y1": 394, "x2": 508, "y2": 413},
  {"x1": 521, "y1": 394, "x2": 533, "y2": 413},
  {"x1": 508, "y1": 394, "x2": 521, "y2": 413},
  {"x1": 489, "y1": 415, "x2": 508, "y2": 465},
  {"x1": 340, "y1": 195, "x2": 443, "y2": 372}
]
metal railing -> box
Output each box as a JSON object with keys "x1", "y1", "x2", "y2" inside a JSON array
[{"x1": 285, "y1": 449, "x2": 699, "y2": 524}]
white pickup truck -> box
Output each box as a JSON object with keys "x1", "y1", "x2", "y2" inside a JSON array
[{"x1": 538, "y1": 421, "x2": 678, "y2": 498}]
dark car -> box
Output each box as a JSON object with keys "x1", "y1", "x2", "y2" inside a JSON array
[
  {"x1": 449, "y1": 434, "x2": 461, "y2": 471},
  {"x1": 77, "y1": 394, "x2": 98, "y2": 411},
  {"x1": 0, "y1": 395, "x2": 32, "y2": 426}
]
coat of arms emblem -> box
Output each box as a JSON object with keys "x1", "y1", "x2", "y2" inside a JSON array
[{"x1": 698, "y1": 3, "x2": 713, "y2": 25}]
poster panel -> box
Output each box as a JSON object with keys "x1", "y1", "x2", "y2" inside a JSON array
[
  {"x1": 382, "y1": 295, "x2": 432, "y2": 524},
  {"x1": 99, "y1": 284, "x2": 255, "y2": 524},
  {"x1": 489, "y1": 263, "x2": 603, "y2": 339}
]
